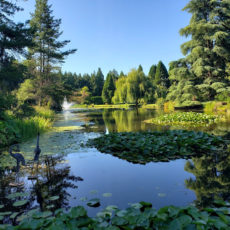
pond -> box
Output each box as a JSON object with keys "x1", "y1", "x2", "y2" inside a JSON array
[{"x1": 1, "y1": 108, "x2": 230, "y2": 222}]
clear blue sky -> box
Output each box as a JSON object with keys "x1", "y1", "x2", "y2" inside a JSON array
[{"x1": 15, "y1": 0, "x2": 190, "y2": 76}]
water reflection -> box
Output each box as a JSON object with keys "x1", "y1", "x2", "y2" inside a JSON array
[
  {"x1": 185, "y1": 151, "x2": 230, "y2": 207},
  {"x1": 0, "y1": 155, "x2": 82, "y2": 224}
]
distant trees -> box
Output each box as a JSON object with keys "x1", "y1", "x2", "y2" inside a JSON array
[
  {"x1": 102, "y1": 71, "x2": 117, "y2": 104},
  {"x1": 90, "y1": 68, "x2": 104, "y2": 96}
]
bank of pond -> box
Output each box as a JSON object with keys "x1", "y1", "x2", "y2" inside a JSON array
[{"x1": 1, "y1": 105, "x2": 230, "y2": 229}]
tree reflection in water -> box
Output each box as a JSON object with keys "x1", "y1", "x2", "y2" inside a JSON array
[
  {"x1": 185, "y1": 150, "x2": 230, "y2": 207},
  {"x1": 32, "y1": 155, "x2": 81, "y2": 211},
  {"x1": 0, "y1": 154, "x2": 83, "y2": 224}
]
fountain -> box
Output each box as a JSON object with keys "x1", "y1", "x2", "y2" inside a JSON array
[{"x1": 62, "y1": 97, "x2": 74, "y2": 110}]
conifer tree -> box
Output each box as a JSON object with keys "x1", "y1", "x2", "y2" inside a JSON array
[
  {"x1": 167, "y1": 0, "x2": 230, "y2": 105},
  {"x1": 102, "y1": 71, "x2": 116, "y2": 104},
  {"x1": 155, "y1": 61, "x2": 170, "y2": 88},
  {"x1": 148, "y1": 64, "x2": 157, "y2": 81},
  {"x1": 0, "y1": 0, "x2": 32, "y2": 91},
  {"x1": 137, "y1": 65, "x2": 143, "y2": 73},
  {"x1": 90, "y1": 68, "x2": 104, "y2": 96},
  {"x1": 29, "y1": 0, "x2": 76, "y2": 107}
]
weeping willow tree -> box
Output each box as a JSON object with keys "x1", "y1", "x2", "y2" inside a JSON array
[
  {"x1": 112, "y1": 69, "x2": 154, "y2": 105},
  {"x1": 167, "y1": 0, "x2": 230, "y2": 105}
]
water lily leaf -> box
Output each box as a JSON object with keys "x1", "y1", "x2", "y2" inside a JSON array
[
  {"x1": 105, "y1": 205, "x2": 118, "y2": 212},
  {"x1": 158, "y1": 193, "x2": 166, "y2": 197},
  {"x1": 10, "y1": 212, "x2": 19, "y2": 219},
  {"x1": 48, "y1": 196, "x2": 59, "y2": 201},
  {"x1": 13, "y1": 200, "x2": 28, "y2": 207},
  {"x1": 7, "y1": 192, "x2": 29, "y2": 199},
  {"x1": 46, "y1": 205, "x2": 55, "y2": 209},
  {"x1": 90, "y1": 190, "x2": 98, "y2": 195},
  {"x1": 0, "y1": 205, "x2": 4, "y2": 209},
  {"x1": 102, "y1": 193, "x2": 112, "y2": 198},
  {"x1": 40, "y1": 211, "x2": 52, "y2": 218},
  {"x1": 79, "y1": 196, "x2": 88, "y2": 202},
  {"x1": 87, "y1": 198, "x2": 100, "y2": 207},
  {"x1": 0, "y1": 216, "x2": 3, "y2": 221},
  {"x1": 0, "y1": 212, "x2": 12, "y2": 216}
]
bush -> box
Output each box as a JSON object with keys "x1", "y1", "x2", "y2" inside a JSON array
[{"x1": 86, "y1": 96, "x2": 103, "y2": 105}]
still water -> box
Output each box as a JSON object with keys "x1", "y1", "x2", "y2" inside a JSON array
[{"x1": 1, "y1": 108, "x2": 230, "y2": 220}]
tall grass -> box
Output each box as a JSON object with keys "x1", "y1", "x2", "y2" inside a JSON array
[
  {"x1": 34, "y1": 106, "x2": 55, "y2": 119},
  {"x1": 0, "y1": 107, "x2": 55, "y2": 148},
  {"x1": 13, "y1": 116, "x2": 52, "y2": 140}
]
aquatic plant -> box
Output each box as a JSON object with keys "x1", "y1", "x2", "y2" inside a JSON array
[
  {"x1": 87, "y1": 130, "x2": 227, "y2": 164},
  {"x1": 1, "y1": 200, "x2": 230, "y2": 229},
  {"x1": 147, "y1": 112, "x2": 224, "y2": 127},
  {"x1": 34, "y1": 106, "x2": 55, "y2": 120}
]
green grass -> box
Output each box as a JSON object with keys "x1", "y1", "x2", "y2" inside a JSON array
[
  {"x1": 0, "y1": 107, "x2": 55, "y2": 148},
  {"x1": 72, "y1": 104, "x2": 135, "y2": 109},
  {"x1": 34, "y1": 106, "x2": 56, "y2": 119},
  {"x1": 147, "y1": 112, "x2": 224, "y2": 127}
]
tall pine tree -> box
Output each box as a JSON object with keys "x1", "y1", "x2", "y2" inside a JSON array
[
  {"x1": 102, "y1": 71, "x2": 116, "y2": 104},
  {"x1": 29, "y1": 0, "x2": 76, "y2": 108}
]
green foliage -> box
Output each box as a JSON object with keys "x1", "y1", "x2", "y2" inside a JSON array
[
  {"x1": 0, "y1": 107, "x2": 54, "y2": 148},
  {"x1": 196, "y1": 84, "x2": 216, "y2": 102},
  {"x1": 167, "y1": 0, "x2": 230, "y2": 104},
  {"x1": 28, "y1": 0, "x2": 76, "y2": 108},
  {"x1": 112, "y1": 69, "x2": 155, "y2": 105},
  {"x1": 2, "y1": 201, "x2": 230, "y2": 229},
  {"x1": 148, "y1": 64, "x2": 157, "y2": 80},
  {"x1": 166, "y1": 80, "x2": 199, "y2": 106},
  {"x1": 150, "y1": 112, "x2": 223, "y2": 127},
  {"x1": 87, "y1": 130, "x2": 226, "y2": 164},
  {"x1": 16, "y1": 79, "x2": 36, "y2": 103},
  {"x1": 87, "y1": 96, "x2": 103, "y2": 105},
  {"x1": 102, "y1": 71, "x2": 116, "y2": 104},
  {"x1": 155, "y1": 61, "x2": 170, "y2": 88},
  {"x1": 90, "y1": 68, "x2": 104, "y2": 96}
]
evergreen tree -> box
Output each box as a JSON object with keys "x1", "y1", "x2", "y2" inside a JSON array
[
  {"x1": 148, "y1": 64, "x2": 157, "y2": 80},
  {"x1": 180, "y1": 0, "x2": 230, "y2": 82},
  {"x1": 29, "y1": 0, "x2": 76, "y2": 107},
  {"x1": 167, "y1": 0, "x2": 230, "y2": 105},
  {"x1": 155, "y1": 61, "x2": 170, "y2": 88},
  {"x1": 102, "y1": 71, "x2": 116, "y2": 104},
  {"x1": 90, "y1": 68, "x2": 104, "y2": 96},
  {"x1": 137, "y1": 64, "x2": 143, "y2": 72},
  {"x1": 0, "y1": 0, "x2": 32, "y2": 91}
]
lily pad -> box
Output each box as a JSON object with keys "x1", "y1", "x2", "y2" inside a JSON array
[
  {"x1": 13, "y1": 200, "x2": 28, "y2": 207},
  {"x1": 7, "y1": 192, "x2": 29, "y2": 199},
  {"x1": 90, "y1": 190, "x2": 98, "y2": 195},
  {"x1": 158, "y1": 193, "x2": 167, "y2": 198},
  {"x1": 0, "y1": 212, "x2": 12, "y2": 216},
  {"x1": 48, "y1": 196, "x2": 59, "y2": 201},
  {"x1": 10, "y1": 212, "x2": 19, "y2": 219},
  {"x1": 0, "y1": 205, "x2": 4, "y2": 209},
  {"x1": 80, "y1": 197, "x2": 87, "y2": 202},
  {"x1": 102, "y1": 193, "x2": 112, "y2": 198},
  {"x1": 87, "y1": 198, "x2": 100, "y2": 207}
]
